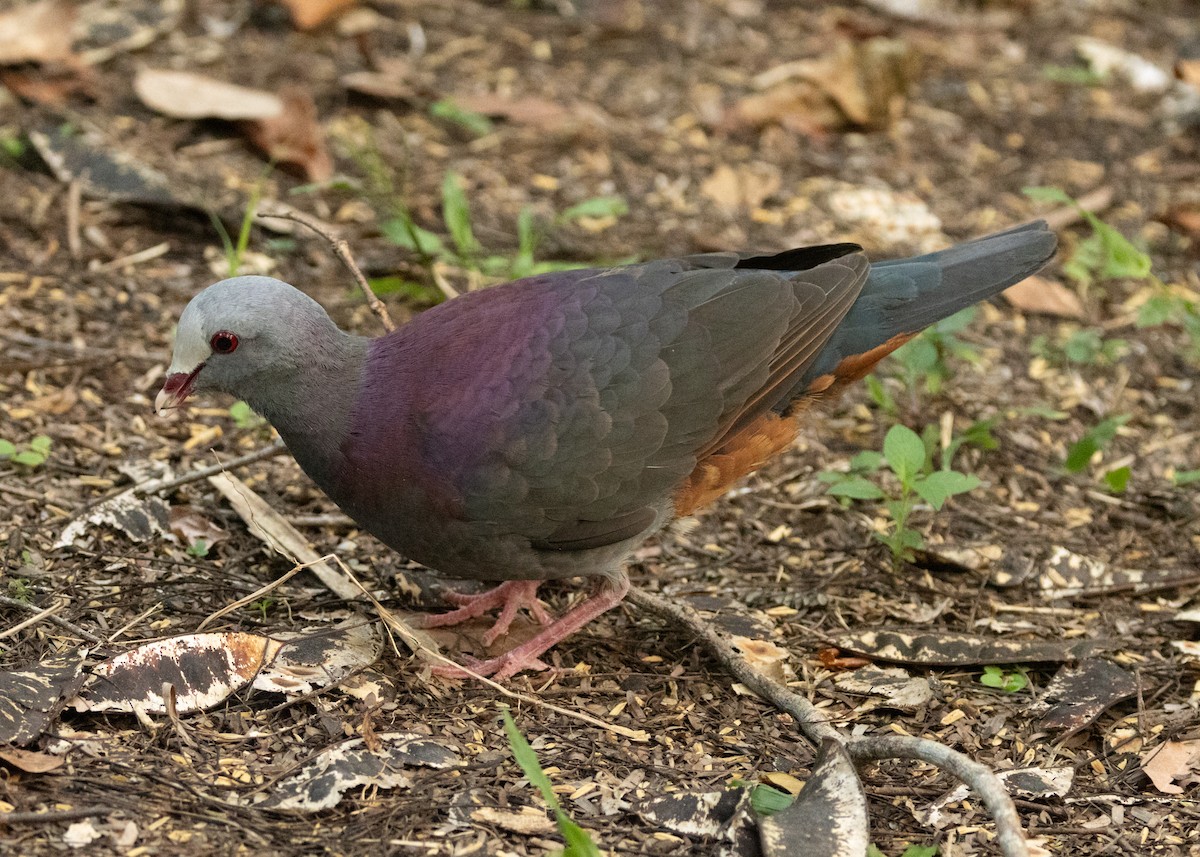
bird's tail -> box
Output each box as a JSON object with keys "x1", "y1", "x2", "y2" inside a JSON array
[{"x1": 794, "y1": 220, "x2": 1057, "y2": 394}]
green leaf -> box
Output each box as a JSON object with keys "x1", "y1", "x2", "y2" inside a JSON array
[
  {"x1": 865, "y1": 374, "x2": 895, "y2": 414},
  {"x1": 849, "y1": 450, "x2": 885, "y2": 473},
  {"x1": 1093, "y1": 220, "x2": 1151, "y2": 280},
  {"x1": 826, "y1": 477, "x2": 886, "y2": 501},
  {"x1": 1103, "y1": 465, "x2": 1131, "y2": 493},
  {"x1": 187, "y1": 538, "x2": 210, "y2": 558},
  {"x1": 0, "y1": 439, "x2": 16, "y2": 458},
  {"x1": 1022, "y1": 185, "x2": 1075, "y2": 206},
  {"x1": 1065, "y1": 414, "x2": 1130, "y2": 472},
  {"x1": 11, "y1": 451, "x2": 46, "y2": 467},
  {"x1": 1136, "y1": 293, "x2": 1176, "y2": 328},
  {"x1": 1172, "y1": 469, "x2": 1200, "y2": 487},
  {"x1": 899, "y1": 845, "x2": 940, "y2": 857},
  {"x1": 28, "y1": 435, "x2": 52, "y2": 454},
  {"x1": 883, "y1": 425, "x2": 926, "y2": 485},
  {"x1": 748, "y1": 784, "x2": 794, "y2": 816},
  {"x1": 914, "y1": 470, "x2": 981, "y2": 510},
  {"x1": 441, "y1": 171, "x2": 479, "y2": 257},
  {"x1": 867, "y1": 846, "x2": 887, "y2": 857},
  {"x1": 429, "y1": 99, "x2": 494, "y2": 136},
  {"x1": 559, "y1": 196, "x2": 628, "y2": 222},
  {"x1": 380, "y1": 215, "x2": 445, "y2": 256},
  {"x1": 502, "y1": 711, "x2": 560, "y2": 810},
  {"x1": 979, "y1": 665, "x2": 1005, "y2": 688}
]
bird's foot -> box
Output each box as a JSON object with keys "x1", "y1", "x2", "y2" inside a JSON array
[
  {"x1": 428, "y1": 574, "x2": 631, "y2": 681},
  {"x1": 419, "y1": 579, "x2": 553, "y2": 646}
]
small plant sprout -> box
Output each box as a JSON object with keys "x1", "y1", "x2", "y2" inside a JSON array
[
  {"x1": 980, "y1": 665, "x2": 1029, "y2": 694},
  {"x1": 1065, "y1": 414, "x2": 1130, "y2": 477},
  {"x1": 186, "y1": 539, "x2": 210, "y2": 558},
  {"x1": 228, "y1": 401, "x2": 264, "y2": 430},
  {"x1": 501, "y1": 710, "x2": 601, "y2": 857},
  {"x1": 0, "y1": 435, "x2": 52, "y2": 468},
  {"x1": 820, "y1": 424, "x2": 981, "y2": 565}
]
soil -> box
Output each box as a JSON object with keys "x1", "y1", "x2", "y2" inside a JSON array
[{"x1": 2, "y1": 0, "x2": 1199, "y2": 855}]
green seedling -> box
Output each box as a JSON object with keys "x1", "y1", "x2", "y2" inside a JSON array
[
  {"x1": 6, "y1": 577, "x2": 33, "y2": 603},
  {"x1": 0, "y1": 435, "x2": 52, "y2": 468},
  {"x1": 186, "y1": 538, "x2": 210, "y2": 558},
  {"x1": 1065, "y1": 414, "x2": 1130, "y2": 474},
  {"x1": 869, "y1": 308, "x2": 981, "y2": 413},
  {"x1": 502, "y1": 710, "x2": 601, "y2": 857},
  {"x1": 980, "y1": 665, "x2": 1029, "y2": 694},
  {"x1": 1172, "y1": 469, "x2": 1200, "y2": 487},
  {"x1": 820, "y1": 424, "x2": 981, "y2": 564},
  {"x1": 211, "y1": 175, "x2": 267, "y2": 277},
  {"x1": 1031, "y1": 327, "x2": 1128, "y2": 367},
  {"x1": 429, "y1": 99, "x2": 494, "y2": 137},
  {"x1": 229, "y1": 401, "x2": 264, "y2": 430},
  {"x1": 1024, "y1": 186, "x2": 1150, "y2": 296},
  {"x1": 251, "y1": 598, "x2": 274, "y2": 622},
  {"x1": 868, "y1": 844, "x2": 939, "y2": 857}
]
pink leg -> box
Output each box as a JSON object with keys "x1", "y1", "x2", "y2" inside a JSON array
[
  {"x1": 418, "y1": 579, "x2": 553, "y2": 645},
  {"x1": 432, "y1": 573, "x2": 631, "y2": 681}
]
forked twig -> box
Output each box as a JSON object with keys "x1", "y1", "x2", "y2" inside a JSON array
[
  {"x1": 257, "y1": 209, "x2": 395, "y2": 333},
  {"x1": 626, "y1": 585, "x2": 1030, "y2": 857}
]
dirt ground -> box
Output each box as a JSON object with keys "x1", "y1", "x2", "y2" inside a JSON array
[{"x1": 2, "y1": 0, "x2": 1200, "y2": 854}]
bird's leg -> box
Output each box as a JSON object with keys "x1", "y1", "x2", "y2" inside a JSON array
[
  {"x1": 419, "y1": 579, "x2": 553, "y2": 645},
  {"x1": 432, "y1": 572, "x2": 631, "y2": 681}
]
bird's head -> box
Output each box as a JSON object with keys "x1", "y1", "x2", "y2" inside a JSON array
[{"x1": 155, "y1": 276, "x2": 334, "y2": 414}]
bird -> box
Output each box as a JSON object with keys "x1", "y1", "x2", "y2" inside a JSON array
[{"x1": 157, "y1": 220, "x2": 1056, "y2": 679}]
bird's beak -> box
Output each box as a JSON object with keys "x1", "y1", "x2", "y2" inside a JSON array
[{"x1": 155, "y1": 366, "x2": 203, "y2": 415}]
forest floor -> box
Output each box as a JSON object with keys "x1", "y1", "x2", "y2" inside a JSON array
[{"x1": 1, "y1": 0, "x2": 1199, "y2": 854}]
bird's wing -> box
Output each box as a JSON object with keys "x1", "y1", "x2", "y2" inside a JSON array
[{"x1": 403, "y1": 249, "x2": 869, "y2": 550}]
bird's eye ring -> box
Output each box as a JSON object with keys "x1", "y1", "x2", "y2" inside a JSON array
[{"x1": 210, "y1": 331, "x2": 239, "y2": 354}]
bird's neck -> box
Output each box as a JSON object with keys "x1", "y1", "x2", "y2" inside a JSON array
[{"x1": 241, "y1": 329, "x2": 371, "y2": 487}]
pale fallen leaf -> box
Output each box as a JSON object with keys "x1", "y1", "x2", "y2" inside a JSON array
[
  {"x1": 730, "y1": 635, "x2": 789, "y2": 683},
  {"x1": 0, "y1": 0, "x2": 75, "y2": 65},
  {"x1": 1003, "y1": 275, "x2": 1085, "y2": 319},
  {"x1": 342, "y1": 56, "x2": 415, "y2": 101},
  {"x1": 62, "y1": 820, "x2": 102, "y2": 849},
  {"x1": 1141, "y1": 740, "x2": 1200, "y2": 794},
  {"x1": 760, "y1": 740, "x2": 868, "y2": 857},
  {"x1": 470, "y1": 806, "x2": 557, "y2": 836},
  {"x1": 1179, "y1": 57, "x2": 1200, "y2": 90},
  {"x1": 257, "y1": 733, "x2": 460, "y2": 812},
  {"x1": 134, "y1": 68, "x2": 283, "y2": 120},
  {"x1": 277, "y1": 0, "x2": 357, "y2": 30},
  {"x1": 73, "y1": 632, "x2": 282, "y2": 715},
  {"x1": 253, "y1": 622, "x2": 382, "y2": 696},
  {"x1": 1076, "y1": 37, "x2": 1171, "y2": 93}
]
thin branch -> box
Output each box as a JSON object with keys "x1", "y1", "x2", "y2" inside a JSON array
[
  {"x1": 626, "y1": 585, "x2": 1030, "y2": 857},
  {"x1": 0, "y1": 595, "x2": 102, "y2": 644},
  {"x1": 136, "y1": 440, "x2": 287, "y2": 498},
  {"x1": 257, "y1": 209, "x2": 395, "y2": 332}
]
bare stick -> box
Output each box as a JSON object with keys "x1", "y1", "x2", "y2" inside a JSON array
[
  {"x1": 257, "y1": 209, "x2": 395, "y2": 332},
  {"x1": 626, "y1": 585, "x2": 1030, "y2": 857},
  {"x1": 1041, "y1": 185, "x2": 1114, "y2": 232},
  {"x1": 136, "y1": 439, "x2": 287, "y2": 497},
  {"x1": 0, "y1": 595, "x2": 102, "y2": 644}
]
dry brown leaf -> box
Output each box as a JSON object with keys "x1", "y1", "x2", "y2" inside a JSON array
[
  {"x1": 243, "y1": 87, "x2": 333, "y2": 181},
  {"x1": 134, "y1": 68, "x2": 284, "y2": 120},
  {"x1": 0, "y1": 746, "x2": 65, "y2": 773},
  {"x1": 1178, "y1": 57, "x2": 1200, "y2": 90},
  {"x1": 342, "y1": 57, "x2": 415, "y2": 101},
  {"x1": 277, "y1": 0, "x2": 357, "y2": 31},
  {"x1": 470, "y1": 806, "x2": 557, "y2": 836},
  {"x1": 168, "y1": 506, "x2": 228, "y2": 550},
  {"x1": 0, "y1": 0, "x2": 75, "y2": 65},
  {"x1": 1003, "y1": 275, "x2": 1085, "y2": 319},
  {"x1": 1161, "y1": 204, "x2": 1200, "y2": 242},
  {"x1": 1141, "y1": 740, "x2": 1200, "y2": 794},
  {"x1": 723, "y1": 38, "x2": 913, "y2": 136},
  {"x1": 730, "y1": 635, "x2": 789, "y2": 683},
  {"x1": 700, "y1": 163, "x2": 781, "y2": 216}
]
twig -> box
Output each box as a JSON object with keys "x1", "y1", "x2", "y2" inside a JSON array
[
  {"x1": 626, "y1": 585, "x2": 1030, "y2": 857},
  {"x1": 196, "y1": 564, "x2": 306, "y2": 631},
  {"x1": 0, "y1": 595, "x2": 102, "y2": 644},
  {"x1": 257, "y1": 209, "x2": 395, "y2": 332},
  {"x1": 0, "y1": 806, "x2": 112, "y2": 825},
  {"x1": 66, "y1": 179, "x2": 82, "y2": 258},
  {"x1": 0, "y1": 599, "x2": 66, "y2": 642},
  {"x1": 136, "y1": 440, "x2": 287, "y2": 498}
]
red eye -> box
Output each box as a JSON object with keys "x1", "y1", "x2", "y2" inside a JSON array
[{"x1": 210, "y1": 331, "x2": 239, "y2": 354}]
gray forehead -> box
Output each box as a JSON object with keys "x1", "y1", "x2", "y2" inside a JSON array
[{"x1": 179, "y1": 277, "x2": 322, "y2": 336}]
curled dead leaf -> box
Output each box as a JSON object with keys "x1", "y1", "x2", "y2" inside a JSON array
[
  {"x1": 242, "y1": 87, "x2": 333, "y2": 181},
  {"x1": 1003, "y1": 275, "x2": 1085, "y2": 320}
]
